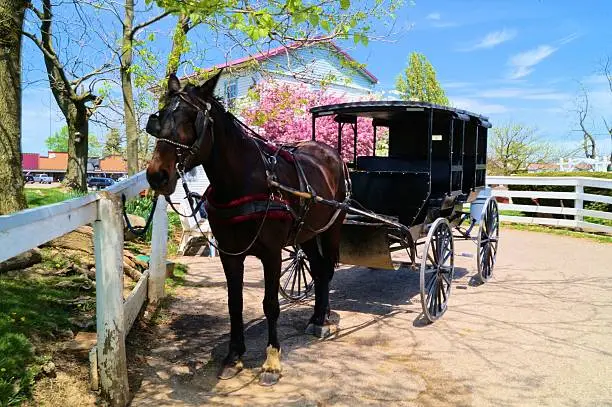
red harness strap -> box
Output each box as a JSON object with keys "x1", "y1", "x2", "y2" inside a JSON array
[{"x1": 204, "y1": 186, "x2": 293, "y2": 225}]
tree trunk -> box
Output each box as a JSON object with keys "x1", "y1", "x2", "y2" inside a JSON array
[
  {"x1": 165, "y1": 14, "x2": 190, "y2": 77},
  {"x1": 64, "y1": 104, "x2": 89, "y2": 192},
  {"x1": 158, "y1": 14, "x2": 191, "y2": 108},
  {"x1": 121, "y1": 0, "x2": 139, "y2": 176},
  {"x1": 0, "y1": 0, "x2": 27, "y2": 215}
]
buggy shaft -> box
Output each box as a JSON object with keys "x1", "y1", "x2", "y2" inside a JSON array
[{"x1": 268, "y1": 179, "x2": 409, "y2": 233}]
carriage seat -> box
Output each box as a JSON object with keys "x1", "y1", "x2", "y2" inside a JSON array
[{"x1": 356, "y1": 156, "x2": 428, "y2": 173}]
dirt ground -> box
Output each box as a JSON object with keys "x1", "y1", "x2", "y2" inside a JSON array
[{"x1": 127, "y1": 229, "x2": 612, "y2": 407}]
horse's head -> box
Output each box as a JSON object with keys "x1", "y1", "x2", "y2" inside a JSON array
[{"x1": 146, "y1": 71, "x2": 222, "y2": 195}]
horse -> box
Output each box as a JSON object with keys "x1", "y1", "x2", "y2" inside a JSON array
[{"x1": 145, "y1": 71, "x2": 348, "y2": 386}]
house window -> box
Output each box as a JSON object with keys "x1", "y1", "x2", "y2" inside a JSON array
[{"x1": 224, "y1": 79, "x2": 238, "y2": 109}]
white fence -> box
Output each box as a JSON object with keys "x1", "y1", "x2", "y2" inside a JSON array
[
  {"x1": 487, "y1": 176, "x2": 612, "y2": 235},
  {"x1": 0, "y1": 171, "x2": 167, "y2": 407}
]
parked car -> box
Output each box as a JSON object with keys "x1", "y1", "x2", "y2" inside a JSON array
[
  {"x1": 87, "y1": 177, "x2": 115, "y2": 190},
  {"x1": 24, "y1": 174, "x2": 34, "y2": 183},
  {"x1": 33, "y1": 173, "x2": 53, "y2": 184},
  {"x1": 117, "y1": 175, "x2": 128, "y2": 182}
]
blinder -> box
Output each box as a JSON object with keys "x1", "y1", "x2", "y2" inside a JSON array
[
  {"x1": 146, "y1": 113, "x2": 161, "y2": 137},
  {"x1": 145, "y1": 93, "x2": 214, "y2": 160}
]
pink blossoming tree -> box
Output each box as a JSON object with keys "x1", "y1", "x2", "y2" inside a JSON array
[{"x1": 241, "y1": 81, "x2": 377, "y2": 161}]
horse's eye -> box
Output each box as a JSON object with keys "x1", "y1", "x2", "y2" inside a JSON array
[{"x1": 146, "y1": 114, "x2": 161, "y2": 137}]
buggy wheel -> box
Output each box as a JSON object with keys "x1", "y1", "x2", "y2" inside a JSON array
[
  {"x1": 420, "y1": 218, "x2": 454, "y2": 322},
  {"x1": 279, "y1": 245, "x2": 314, "y2": 301},
  {"x1": 477, "y1": 197, "x2": 500, "y2": 283}
]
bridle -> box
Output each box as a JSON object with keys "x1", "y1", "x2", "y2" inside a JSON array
[{"x1": 147, "y1": 91, "x2": 215, "y2": 175}]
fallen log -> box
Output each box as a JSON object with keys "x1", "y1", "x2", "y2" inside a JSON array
[{"x1": 0, "y1": 249, "x2": 42, "y2": 273}]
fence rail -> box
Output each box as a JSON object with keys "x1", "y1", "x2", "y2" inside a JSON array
[
  {"x1": 486, "y1": 176, "x2": 612, "y2": 235},
  {"x1": 0, "y1": 170, "x2": 167, "y2": 407}
]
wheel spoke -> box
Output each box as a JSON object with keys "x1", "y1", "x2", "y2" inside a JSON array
[
  {"x1": 423, "y1": 266, "x2": 437, "y2": 274},
  {"x1": 440, "y1": 270, "x2": 452, "y2": 286},
  {"x1": 283, "y1": 267, "x2": 295, "y2": 293},
  {"x1": 436, "y1": 279, "x2": 443, "y2": 314},
  {"x1": 440, "y1": 278, "x2": 447, "y2": 302},
  {"x1": 427, "y1": 252, "x2": 437, "y2": 266},
  {"x1": 427, "y1": 275, "x2": 438, "y2": 298},
  {"x1": 442, "y1": 245, "x2": 452, "y2": 264},
  {"x1": 296, "y1": 263, "x2": 301, "y2": 296},
  {"x1": 428, "y1": 278, "x2": 438, "y2": 315},
  {"x1": 281, "y1": 257, "x2": 297, "y2": 276},
  {"x1": 425, "y1": 273, "x2": 437, "y2": 294},
  {"x1": 304, "y1": 261, "x2": 312, "y2": 276},
  {"x1": 301, "y1": 263, "x2": 310, "y2": 291},
  {"x1": 432, "y1": 235, "x2": 440, "y2": 264}
]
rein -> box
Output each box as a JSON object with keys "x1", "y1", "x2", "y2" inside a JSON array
[{"x1": 121, "y1": 193, "x2": 158, "y2": 237}]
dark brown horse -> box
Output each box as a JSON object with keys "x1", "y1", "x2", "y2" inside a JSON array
[{"x1": 146, "y1": 71, "x2": 347, "y2": 385}]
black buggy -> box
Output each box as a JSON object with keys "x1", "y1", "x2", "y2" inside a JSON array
[{"x1": 278, "y1": 101, "x2": 500, "y2": 323}]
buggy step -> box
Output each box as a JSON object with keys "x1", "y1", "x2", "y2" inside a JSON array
[{"x1": 456, "y1": 252, "x2": 474, "y2": 258}]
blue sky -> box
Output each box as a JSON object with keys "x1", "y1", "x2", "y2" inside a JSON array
[{"x1": 22, "y1": 0, "x2": 612, "y2": 158}]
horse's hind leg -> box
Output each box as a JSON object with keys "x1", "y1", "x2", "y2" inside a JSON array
[
  {"x1": 259, "y1": 250, "x2": 283, "y2": 386},
  {"x1": 218, "y1": 254, "x2": 246, "y2": 380},
  {"x1": 302, "y1": 225, "x2": 340, "y2": 337}
]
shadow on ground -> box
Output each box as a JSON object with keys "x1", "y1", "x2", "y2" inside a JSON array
[{"x1": 127, "y1": 259, "x2": 474, "y2": 406}]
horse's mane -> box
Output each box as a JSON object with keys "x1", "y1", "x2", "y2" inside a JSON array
[{"x1": 164, "y1": 83, "x2": 265, "y2": 143}]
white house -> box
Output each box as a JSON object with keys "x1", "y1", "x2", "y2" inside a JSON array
[{"x1": 181, "y1": 41, "x2": 378, "y2": 109}]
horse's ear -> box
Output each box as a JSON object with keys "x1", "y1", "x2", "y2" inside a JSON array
[
  {"x1": 168, "y1": 73, "x2": 181, "y2": 94},
  {"x1": 198, "y1": 69, "x2": 223, "y2": 96}
]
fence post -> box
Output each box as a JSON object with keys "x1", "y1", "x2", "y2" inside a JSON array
[
  {"x1": 149, "y1": 194, "x2": 168, "y2": 303},
  {"x1": 575, "y1": 179, "x2": 584, "y2": 224},
  {"x1": 93, "y1": 192, "x2": 129, "y2": 407}
]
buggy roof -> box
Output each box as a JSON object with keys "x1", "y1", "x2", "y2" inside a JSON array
[{"x1": 310, "y1": 100, "x2": 491, "y2": 127}]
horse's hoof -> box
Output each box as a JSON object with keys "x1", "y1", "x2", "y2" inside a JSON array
[
  {"x1": 259, "y1": 371, "x2": 281, "y2": 386},
  {"x1": 305, "y1": 323, "x2": 337, "y2": 338},
  {"x1": 217, "y1": 361, "x2": 243, "y2": 380}
]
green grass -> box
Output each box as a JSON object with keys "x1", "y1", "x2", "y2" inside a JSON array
[
  {"x1": 25, "y1": 188, "x2": 82, "y2": 208},
  {"x1": 165, "y1": 262, "x2": 188, "y2": 295},
  {"x1": 0, "y1": 271, "x2": 95, "y2": 405},
  {"x1": 0, "y1": 247, "x2": 96, "y2": 405},
  {"x1": 503, "y1": 222, "x2": 612, "y2": 244},
  {"x1": 520, "y1": 171, "x2": 612, "y2": 179},
  {"x1": 500, "y1": 210, "x2": 524, "y2": 217}
]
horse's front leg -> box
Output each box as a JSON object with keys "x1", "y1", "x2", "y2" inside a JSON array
[
  {"x1": 218, "y1": 253, "x2": 246, "y2": 380},
  {"x1": 259, "y1": 251, "x2": 282, "y2": 386}
]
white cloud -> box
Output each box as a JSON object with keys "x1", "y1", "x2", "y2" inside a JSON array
[
  {"x1": 426, "y1": 12, "x2": 441, "y2": 21},
  {"x1": 461, "y1": 29, "x2": 517, "y2": 51},
  {"x1": 474, "y1": 87, "x2": 570, "y2": 101},
  {"x1": 558, "y1": 32, "x2": 581, "y2": 45},
  {"x1": 583, "y1": 74, "x2": 611, "y2": 86},
  {"x1": 508, "y1": 45, "x2": 557, "y2": 79}
]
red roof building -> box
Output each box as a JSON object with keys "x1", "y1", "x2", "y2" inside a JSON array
[{"x1": 22, "y1": 153, "x2": 39, "y2": 171}]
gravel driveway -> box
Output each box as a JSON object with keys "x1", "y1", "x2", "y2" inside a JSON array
[{"x1": 129, "y1": 229, "x2": 612, "y2": 406}]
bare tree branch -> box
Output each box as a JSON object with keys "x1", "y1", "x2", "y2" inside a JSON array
[
  {"x1": 131, "y1": 10, "x2": 173, "y2": 38},
  {"x1": 71, "y1": 64, "x2": 117, "y2": 88}
]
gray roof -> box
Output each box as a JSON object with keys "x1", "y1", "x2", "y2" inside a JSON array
[{"x1": 310, "y1": 100, "x2": 491, "y2": 126}]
